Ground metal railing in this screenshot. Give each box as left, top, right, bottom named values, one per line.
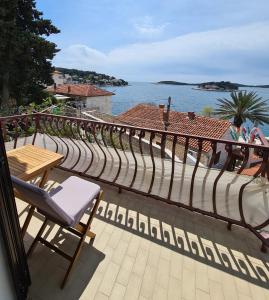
left=1, top=113, right=269, bottom=251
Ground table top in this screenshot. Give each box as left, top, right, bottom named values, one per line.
left=7, top=145, right=63, bottom=181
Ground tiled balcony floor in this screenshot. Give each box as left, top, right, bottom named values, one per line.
left=16, top=168, right=269, bottom=300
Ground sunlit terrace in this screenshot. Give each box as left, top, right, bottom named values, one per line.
left=2, top=113, right=269, bottom=299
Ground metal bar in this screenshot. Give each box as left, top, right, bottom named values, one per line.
left=238, top=150, right=269, bottom=225
left=148, top=132, right=156, bottom=194
left=167, top=135, right=177, bottom=201
left=54, top=117, right=70, bottom=165
left=129, top=129, right=138, bottom=188
left=183, top=137, right=189, bottom=164
left=66, top=120, right=82, bottom=170
left=92, top=124, right=107, bottom=178
left=77, top=122, right=95, bottom=174
left=110, top=126, right=122, bottom=183
left=189, top=139, right=203, bottom=207
left=237, top=146, right=250, bottom=174
left=208, top=142, right=217, bottom=168
left=13, top=119, right=18, bottom=149
left=212, top=144, right=233, bottom=214
left=39, top=115, right=59, bottom=153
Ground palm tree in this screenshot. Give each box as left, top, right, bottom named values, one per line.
left=214, top=91, right=269, bottom=128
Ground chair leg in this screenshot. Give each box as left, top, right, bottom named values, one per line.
left=27, top=218, right=48, bottom=257
left=61, top=191, right=103, bottom=288
left=86, top=191, right=103, bottom=234
left=61, top=235, right=86, bottom=289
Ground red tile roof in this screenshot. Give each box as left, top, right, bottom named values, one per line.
left=117, top=104, right=231, bottom=153
left=240, top=163, right=261, bottom=176
left=47, top=84, right=114, bottom=97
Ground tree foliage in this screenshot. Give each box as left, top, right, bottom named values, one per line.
left=214, top=91, right=269, bottom=128
left=0, top=0, right=60, bottom=107
left=201, top=106, right=213, bottom=117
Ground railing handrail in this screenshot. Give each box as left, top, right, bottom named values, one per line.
left=1, top=112, right=269, bottom=151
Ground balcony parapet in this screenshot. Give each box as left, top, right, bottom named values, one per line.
left=1, top=113, right=269, bottom=251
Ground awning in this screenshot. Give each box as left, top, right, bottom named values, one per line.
left=54, top=94, right=70, bottom=100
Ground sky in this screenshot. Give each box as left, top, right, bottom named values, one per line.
left=37, top=0, right=269, bottom=84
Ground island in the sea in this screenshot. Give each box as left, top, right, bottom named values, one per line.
left=157, top=80, right=269, bottom=90
left=194, top=81, right=238, bottom=91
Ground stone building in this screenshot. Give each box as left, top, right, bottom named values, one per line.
left=47, top=84, right=114, bottom=114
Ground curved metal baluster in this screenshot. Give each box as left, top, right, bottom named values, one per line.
left=183, top=137, right=189, bottom=164
left=129, top=128, right=138, bottom=188
left=77, top=122, right=95, bottom=174
left=116, top=127, right=127, bottom=184
left=189, top=139, right=203, bottom=207
left=102, top=124, right=115, bottom=177
left=139, top=130, right=145, bottom=155
left=39, top=116, right=59, bottom=153
left=237, top=146, right=250, bottom=174
left=137, top=130, right=147, bottom=189
left=92, top=124, right=107, bottom=178
left=109, top=126, right=122, bottom=183
left=239, top=150, right=269, bottom=226
left=168, top=135, right=177, bottom=201
left=201, top=141, right=217, bottom=204
left=31, top=115, right=39, bottom=145
left=1, top=120, right=7, bottom=142
left=100, top=124, right=108, bottom=147
left=119, top=127, right=126, bottom=152
left=212, top=144, right=233, bottom=214
left=208, top=142, right=217, bottom=168
left=53, top=117, right=70, bottom=164
left=13, top=119, right=19, bottom=149
left=148, top=132, right=156, bottom=194
left=67, top=120, right=82, bottom=170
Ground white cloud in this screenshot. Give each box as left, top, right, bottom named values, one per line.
left=133, top=16, right=169, bottom=38
left=54, top=22, right=269, bottom=84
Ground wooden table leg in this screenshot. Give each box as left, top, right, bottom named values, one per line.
left=39, top=169, right=50, bottom=188
left=21, top=169, right=50, bottom=237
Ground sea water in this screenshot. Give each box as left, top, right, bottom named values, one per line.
left=106, top=82, right=269, bottom=136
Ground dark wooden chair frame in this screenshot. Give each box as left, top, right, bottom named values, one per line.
left=27, top=190, right=103, bottom=288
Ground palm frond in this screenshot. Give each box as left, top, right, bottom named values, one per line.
left=214, top=90, right=269, bottom=127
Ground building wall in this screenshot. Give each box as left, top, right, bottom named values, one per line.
left=214, top=128, right=233, bottom=167
left=52, top=73, right=65, bottom=85
left=85, top=96, right=112, bottom=114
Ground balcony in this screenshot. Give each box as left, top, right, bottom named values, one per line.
left=1, top=113, right=269, bottom=299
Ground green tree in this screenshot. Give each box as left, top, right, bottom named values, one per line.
left=201, top=106, right=213, bottom=117
left=214, top=91, right=269, bottom=128
left=0, top=0, right=60, bottom=108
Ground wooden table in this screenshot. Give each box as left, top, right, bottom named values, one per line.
left=7, top=144, right=63, bottom=236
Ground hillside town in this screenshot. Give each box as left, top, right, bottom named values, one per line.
left=54, top=68, right=128, bottom=86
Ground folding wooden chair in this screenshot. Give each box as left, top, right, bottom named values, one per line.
left=12, top=175, right=103, bottom=288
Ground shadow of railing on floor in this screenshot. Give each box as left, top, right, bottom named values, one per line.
left=93, top=183, right=269, bottom=289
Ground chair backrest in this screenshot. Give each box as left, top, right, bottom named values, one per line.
left=11, top=176, right=72, bottom=226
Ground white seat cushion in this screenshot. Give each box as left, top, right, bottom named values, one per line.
left=49, top=176, right=100, bottom=227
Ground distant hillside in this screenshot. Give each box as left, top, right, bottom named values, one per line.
left=56, top=67, right=128, bottom=86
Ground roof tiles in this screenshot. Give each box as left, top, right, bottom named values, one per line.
left=48, top=84, right=114, bottom=97
left=117, top=104, right=231, bottom=153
